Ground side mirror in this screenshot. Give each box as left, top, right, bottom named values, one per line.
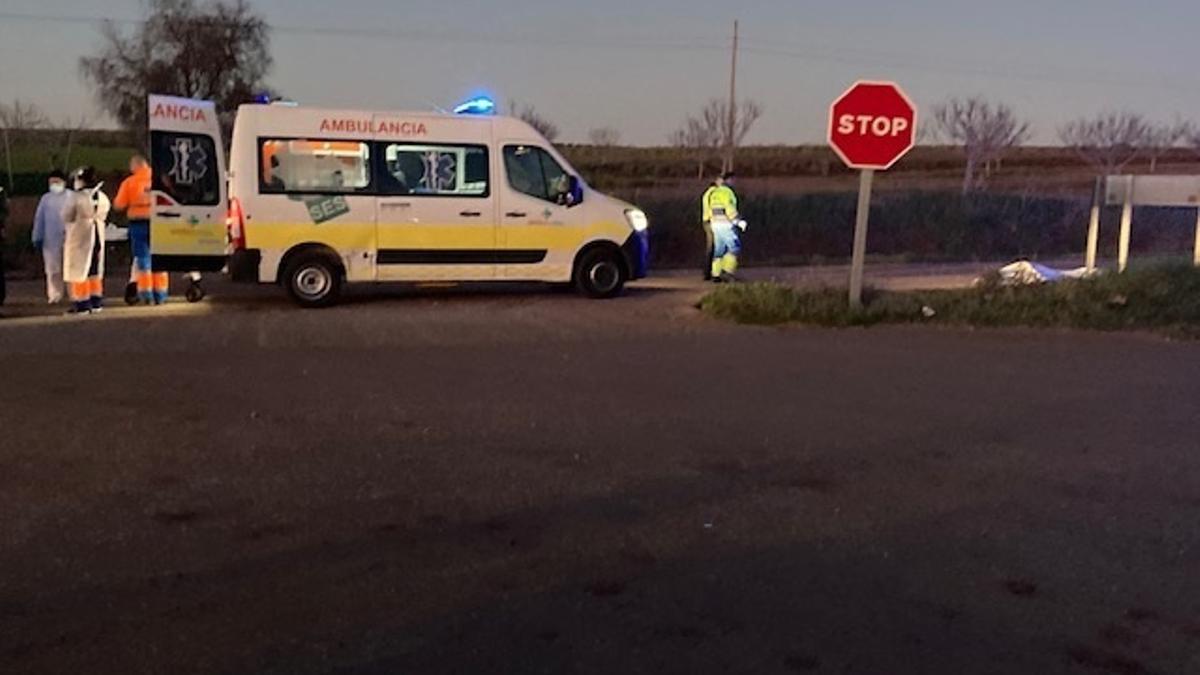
left=557, top=175, right=584, bottom=207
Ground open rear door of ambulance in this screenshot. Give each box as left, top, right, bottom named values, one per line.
left=147, top=95, right=227, bottom=272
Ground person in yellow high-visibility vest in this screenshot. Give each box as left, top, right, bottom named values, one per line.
left=702, top=173, right=741, bottom=282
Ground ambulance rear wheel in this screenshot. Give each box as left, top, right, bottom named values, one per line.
left=185, top=282, right=205, bottom=303
left=574, top=248, right=626, bottom=299
left=284, top=254, right=342, bottom=308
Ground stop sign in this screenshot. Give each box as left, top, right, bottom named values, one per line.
left=828, top=81, right=917, bottom=170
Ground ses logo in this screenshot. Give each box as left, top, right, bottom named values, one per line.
left=303, top=195, right=351, bottom=225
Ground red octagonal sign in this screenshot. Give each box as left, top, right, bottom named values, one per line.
left=828, top=81, right=917, bottom=171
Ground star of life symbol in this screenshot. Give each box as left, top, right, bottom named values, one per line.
left=421, top=151, right=456, bottom=192
left=168, top=137, right=209, bottom=186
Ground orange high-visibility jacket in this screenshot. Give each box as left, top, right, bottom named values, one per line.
left=114, top=165, right=153, bottom=220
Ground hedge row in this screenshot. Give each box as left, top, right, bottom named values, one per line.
left=633, top=190, right=1197, bottom=267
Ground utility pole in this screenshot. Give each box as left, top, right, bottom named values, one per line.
left=724, top=19, right=739, bottom=174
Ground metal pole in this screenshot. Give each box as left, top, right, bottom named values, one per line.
left=724, top=19, right=739, bottom=174
left=1194, top=207, right=1200, bottom=268
left=848, top=169, right=874, bottom=309
left=2, top=127, right=12, bottom=192
left=1085, top=176, right=1102, bottom=272
left=1118, top=175, right=1134, bottom=273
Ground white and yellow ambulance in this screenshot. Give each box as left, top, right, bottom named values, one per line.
left=145, top=95, right=230, bottom=280
left=186, top=99, right=647, bottom=307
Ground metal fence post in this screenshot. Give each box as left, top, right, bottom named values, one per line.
left=1118, top=175, right=1134, bottom=273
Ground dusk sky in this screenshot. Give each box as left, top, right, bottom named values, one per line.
left=2, top=0, right=1198, bottom=145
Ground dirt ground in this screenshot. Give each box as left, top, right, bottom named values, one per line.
left=1, top=275, right=1198, bottom=675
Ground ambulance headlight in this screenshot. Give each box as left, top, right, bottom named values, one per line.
left=625, top=209, right=649, bottom=232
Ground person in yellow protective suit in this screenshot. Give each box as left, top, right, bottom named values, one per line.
left=61, top=166, right=110, bottom=314
left=702, top=173, right=741, bottom=282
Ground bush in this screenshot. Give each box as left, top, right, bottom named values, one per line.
left=630, top=189, right=1200, bottom=269
left=701, top=265, right=1200, bottom=338
left=633, top=190, right=1095, bottom=268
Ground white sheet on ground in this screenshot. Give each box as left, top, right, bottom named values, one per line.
left=996, top=261, right=1096, bottom=286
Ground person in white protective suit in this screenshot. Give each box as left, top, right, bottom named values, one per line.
left=61, top=166, right=110, bottom=315
left=31, top=170, right=72, bottom=304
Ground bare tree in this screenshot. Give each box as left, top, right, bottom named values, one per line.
left=80, top=0, right=274, bottom=146
left=669, top=98, right=763, bottom=178
left=1140, top=119, right=1187, bottom=173
left=509, top=101, right=559, bottom=142
left=931, top=97, right=1031, bottom=194
left=1058, top=112, right=1150, bottom=176
left=669, top=115, right=721, bottom=179
left=587, top=127, right=621, bottom=146
left=0, top=100, right=49, bottom=190
left=1183, top=121, right=1200, bottom=162
left=50, top=115, right=92, bottom=173
left=915, top=120, right=936, bottom=145
left=703, top=98, right=763, bottom=172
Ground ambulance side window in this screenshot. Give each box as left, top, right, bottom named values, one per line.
left=376, top=143, right=489, bottom=197
left=503, top=145, right=567, bottom=203
left=150, top=131, right=220, bottom=206
left=259, top=139, right=372, bottom=194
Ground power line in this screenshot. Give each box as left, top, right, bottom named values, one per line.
left=0, top=9, right=1192, bottom=93
left=0, top=11, right=724, bottom=53
left=738, top=44, right=1190, bottom=94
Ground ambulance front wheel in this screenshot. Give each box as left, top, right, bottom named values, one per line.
left=283, top=253, right=342, bottom=308
left=574, top=247, right=627, bottom=299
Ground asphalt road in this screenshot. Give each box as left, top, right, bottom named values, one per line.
left=1, top=273, right=1198, bottom=675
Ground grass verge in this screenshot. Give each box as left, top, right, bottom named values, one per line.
left=699, top=265, right=1200, bottom=338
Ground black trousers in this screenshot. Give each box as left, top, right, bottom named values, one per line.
left=702, top=221, right=714, bottom=280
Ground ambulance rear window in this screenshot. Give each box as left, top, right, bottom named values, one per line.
left=150, top=131, right=220, bottom=206
left=259, top=139, right=372, bottom=194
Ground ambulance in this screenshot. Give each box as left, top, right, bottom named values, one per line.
left=145, top=95, right=230, bottom=284
left=146, top=95, right=650, bottom=308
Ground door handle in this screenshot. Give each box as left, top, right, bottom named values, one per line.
left=157, top=212, right=182, bottom=218
left=381, top=202, right=412, bottom=209
left=459, top=211, right=482, bottom=217
left=505, top=211, right=527, bottom=218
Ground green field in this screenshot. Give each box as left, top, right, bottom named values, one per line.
left=5, top=134, right=1198, bottom=194
left=4, top=144, right=132, bottom=175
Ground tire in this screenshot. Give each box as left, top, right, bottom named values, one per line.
left=574, top=247, right=626, bottom=299
left=283, top=253, right=342, bottom=308
left=185, top=282, right=205, bottom=303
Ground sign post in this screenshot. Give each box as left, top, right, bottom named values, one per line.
left=1086, top=177, right=1102, bottom=273
left=827, top=81, right=917, bottom=309
left=1104, top=174, right=1200, bottom=271
left=1195, top=209, right=1200, bottom=267
left=848, top=170, right=874, bottom=309
left=1118, top=175, right=1134, bottom=273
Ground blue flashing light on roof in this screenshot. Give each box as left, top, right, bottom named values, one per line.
left=453, top=97, right=496, bottom=116
left=253, top=93, right=273, bottom=105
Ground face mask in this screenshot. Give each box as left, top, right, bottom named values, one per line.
left=49, top=183, right=65, bottom=194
